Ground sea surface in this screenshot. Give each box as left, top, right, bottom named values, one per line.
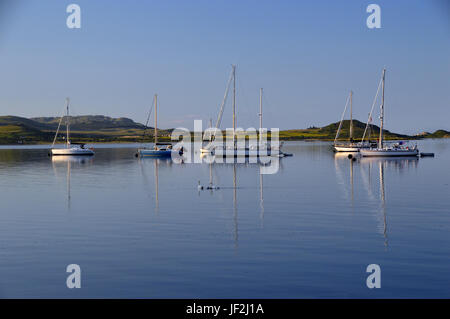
left=0, top=140, right=449, bottom=298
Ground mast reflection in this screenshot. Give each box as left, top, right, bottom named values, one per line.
left=139, top=157, right=172, bottom=215
left=335, top=154, right=419, bottom=247
left=51, top=155, right=93, bottom=211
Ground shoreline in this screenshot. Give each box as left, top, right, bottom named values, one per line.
left=0, top=136, right=447, bottom=147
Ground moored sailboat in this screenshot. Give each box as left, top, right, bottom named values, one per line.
left=203, top=65, right=285, bottom=158
left=138, top=94, right=174, bottom=157
left=50, top=98, right=94, bottom=156
left=334, top=91, right=368, bottom=152
left=360, top=69, right=419, bottom=157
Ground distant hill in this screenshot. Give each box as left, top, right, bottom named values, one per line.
left=0, top=116, right=53, bottom=131
left=0, top=115, right=167, bottom=144
left=318, top=119, right=410, bottom=139
left=31, top=115, right=147, bottom=131
left=280, top=119, right=410, bottom=140
left=0, top=115, right=447, bottom=144
left=0, top=116, right=54, bottom=144
left=424, top=129, right=450, bottom=138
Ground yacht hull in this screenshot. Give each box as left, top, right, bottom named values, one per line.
left=334, top=143, right=372, bottom=152
left=138, top=149, right=172, bottom=157
left=334, top=146, right=361, bottom=152
left=213, top=148, right=281, bottom=157
left=360, top=149, right=419, bottom=157
left=51, top=148, right=94, bottom=156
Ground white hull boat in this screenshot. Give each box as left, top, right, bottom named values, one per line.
left=360, top=148, right=419, bottom=157
left=51, top=146, right=94, bottom=156
left=358, top=68, right=419, bottom=158
left=334, top=143, right=374, bottom=152
left=50, top=98, right=95, bottom=157
left=212, top=146, right=282, bottom=157
left=202, top=67, right=288, bottom=159
left=334, top=91, right=359, bottom=152
left=334, top=144, right=363, bottom=152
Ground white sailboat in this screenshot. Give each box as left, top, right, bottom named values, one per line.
left=138, top=94, right=174, bottom=157
left=254, top=88, right=287, bottom=156
left=203, top=65, right=284, bottom=157
left=200, top=65, right=236, bottom=155
left=335, top=91, right=363, bottom=152
left=50, top=98, right=94, bottom=156
left=360, top=69, right=419, bottom=157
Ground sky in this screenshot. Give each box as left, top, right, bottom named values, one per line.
left=0, top=0, right=448, bottom=133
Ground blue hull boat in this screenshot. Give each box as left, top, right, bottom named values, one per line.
left=137, top=94, right=176, bottom=159
left=138, top=148, right=172, bottom=157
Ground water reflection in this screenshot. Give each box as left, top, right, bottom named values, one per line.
left=233, top=164, right=238, bottom=248
left=362, top=157, right=418, bottom=247
left=51, top=156, right=94, bottom=210
left=379, top=160, right=387, bottom=247
left=197, top=152, right=274, bottom=245
left=138, top=154, right=271, bottom=248
left=359, top=156, right=419, bottom=171
left=0, top=141, right=448, bottom=298
left=259, top=167, right=264, bottom=228
left=138, top=157, right=173, bottom=215
left=334, top=152, right=354, bottom=203
left=335, top=154, right=420, bottom=247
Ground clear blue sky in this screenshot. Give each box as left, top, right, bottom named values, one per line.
left=0, top=0, right=448, bottom=133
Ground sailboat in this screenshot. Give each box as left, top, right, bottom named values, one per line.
left=253, top=88, right=288, bottom=157
left=334, top=91, right=367, bottom=152
left=138, top=94, right=173, bottom=157
left=50, top=98, right=94, bottom=156
left=200, top=65, right=238, bottom=155
left=360, top=69, right=419, bottom=157
left=211, top=70, right=251, bottom=156
left=202, top=65, right=284, bottom=157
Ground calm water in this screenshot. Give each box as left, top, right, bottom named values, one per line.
left=0, top=140, right=449, bottom=298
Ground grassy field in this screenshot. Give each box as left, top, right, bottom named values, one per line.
left=0, top=124, right=54, bottom=144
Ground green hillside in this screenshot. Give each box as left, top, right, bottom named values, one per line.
left=424, top=130, right=450, bottom=138
left=0, top=123, right=53, bottom=144
left=31, top=115, right=147, bottom=131
left=280, top=120, right=410, bottom=141
left=0, top=116, right=52, bottom=131
left=0, top=115, right=169, bottom=144
left=0, top=115, right=446, bottom=144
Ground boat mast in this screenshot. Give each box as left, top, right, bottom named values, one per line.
left=259, top=88, right=263, bottom=143
left=154, top=94, right=158, bottom=147
left=208, top=118, right=213, bottom=142
left=349, top=91, right=353, bottom=141
left=334, top=93, right=351, bottom=145
left=378, top=69, right=386, bottom=149
left=232, top=64, right=236, bottom=148
left=66, top=97, right=70, bottom=148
